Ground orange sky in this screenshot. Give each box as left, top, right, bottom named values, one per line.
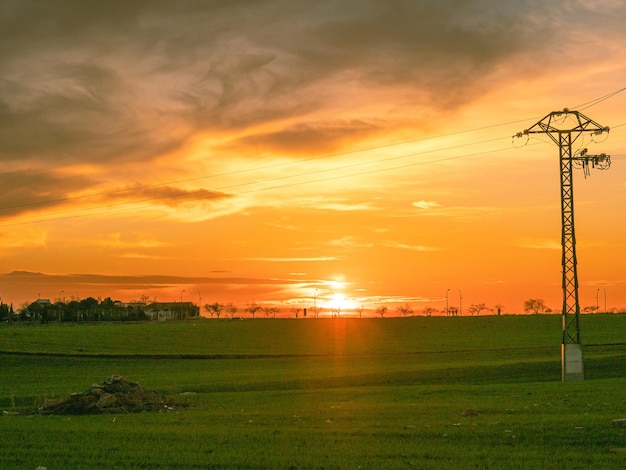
left=1, top=1, right=625, bottom=315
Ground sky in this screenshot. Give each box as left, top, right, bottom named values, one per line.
left=1, top=0, right=625, bottom=315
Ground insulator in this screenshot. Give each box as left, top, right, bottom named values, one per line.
left=583, top=162, right=590, bottom=178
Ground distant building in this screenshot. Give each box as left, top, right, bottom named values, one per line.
left=144, top=302, right=199, bottom=321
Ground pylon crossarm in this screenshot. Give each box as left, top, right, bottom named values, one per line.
left=521, top=109, right=609, bottom=137
left=571, top=150, right=611, bottom=177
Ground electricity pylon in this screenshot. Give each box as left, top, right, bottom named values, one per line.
left=515, top=109, right=611, bottom=382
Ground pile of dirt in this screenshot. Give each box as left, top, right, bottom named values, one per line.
left=39, top=375, right=175, bottom=415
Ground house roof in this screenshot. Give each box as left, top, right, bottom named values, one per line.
left=146, top=302, right=196, bottom=309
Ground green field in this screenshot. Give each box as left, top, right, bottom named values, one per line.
left=2, top=315, right=626, bottom=469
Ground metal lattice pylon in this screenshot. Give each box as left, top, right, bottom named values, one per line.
left=515, top=109, right=610, bottom=381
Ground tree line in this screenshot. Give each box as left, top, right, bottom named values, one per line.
left=204, top=301, right=511, bottom=319
left=4, top=297, right=620, bottom=324
left=2, top=296, right=207, bottom=324
left=7, top=298, right=149, bottom=323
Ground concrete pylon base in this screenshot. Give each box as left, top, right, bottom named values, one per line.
left=562, top=343, right=584, bottom=382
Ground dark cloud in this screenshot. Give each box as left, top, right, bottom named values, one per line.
left=97, top=184, right=233, bottom=208
left=230, top=120, right=381, bottom=156
left=0, top=60, right=184, bottom=164
left=0, top=270, right=299, bottom=304
left=155, top=0, right=553, bottom=130
left=0, top=170, right=96, bottom=218
left=1, top=270, right=297, bottom=287
left=0, top=168, right=230, bottom=220
left=2, top=0, right=620, bottom=170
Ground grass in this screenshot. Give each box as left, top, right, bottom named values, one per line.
left=1, top=315, right=626, bottom=468
left=0, top=315, right=571, bottom=355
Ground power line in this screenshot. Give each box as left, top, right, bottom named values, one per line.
left=0, top=140, right=546, bottom=228
left=573, top=87, right=626, bottom=111
left=2, top=87, right=624, bottom=226
left=2, top=118, right=621, bottom=226
left=1, top=117, right=539, bottom=214
left=8, top=91, right=626, bottom=216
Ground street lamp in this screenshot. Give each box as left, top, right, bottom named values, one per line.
left=445, top=288, right=450, bottom=316
left=596, top=289, right=599, bottom=314
left=180, top=289, right=186, bottom=303
left=458, top=290, right=462, bottom=316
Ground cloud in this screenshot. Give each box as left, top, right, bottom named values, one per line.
left=0, top=170, right=97, bottom=219
left=0, top=270, right=302, bottom=300
left=315, top=201, right=375, bottom=212
left=301, top=232, right=439, bottom=255
left=0, top=271, right=302, bottom=302
left=329, top=236, right=373, bottom=249
left=240, top=257, right=337, bottom=262
left=412, top=200, right=440, bottom=210
left=412, top=204, right=503, bottom=219
left=228, top=120, right=382, bottom=156
left=96, top=184, right=232, bottom=208
left=2, top=0, right=624, bottom=225
left=92, top=232, right=170, bottom=250
left=118, top=252, right=172, bottom=260
left=0, top=0, right=563, bottom=170
left=0, top=60, right=182, bottom=165
left=0, top=172, right=233, bottom=223
left=382, top=241, right=438, bottom=252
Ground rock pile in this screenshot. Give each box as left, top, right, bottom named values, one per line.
left=39, top=375, right=174, bottom=415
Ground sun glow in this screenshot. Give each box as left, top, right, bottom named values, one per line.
left=327, top=293, right=357, bottom=313
left=327, top=279, right=346, bottom=291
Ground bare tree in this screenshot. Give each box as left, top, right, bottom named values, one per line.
left=331, top=304, right=341, bottom=318
left=376, top=306, right=388, bottom=318
left=225, top=302, right=238, bottom=319
left=263, top=306, right=279, bottom=318
left=357, top=305, right=364, bottom=318
left=468, top=303, right=488, bottom=316
left=523, top=298, right=547, bottom=315
left=246, top=302, right=261, bottom=319
left=290, top=307, right=302, bottom=318
left=139, top=294, right=150, bottom=307
left=397, top=303, right=413, bottom=317
left=494, top=303, right=504, bottom=316
left=207, top=302, right=223, bottom=319
left=423, top=306, right=436, bottom=317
